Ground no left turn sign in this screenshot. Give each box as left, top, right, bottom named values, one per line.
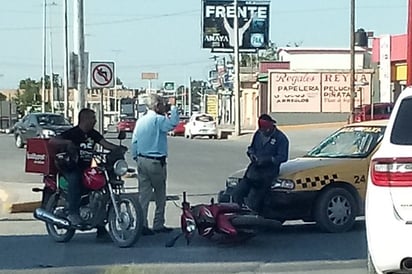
left=90, top=61, right=115, bottom=88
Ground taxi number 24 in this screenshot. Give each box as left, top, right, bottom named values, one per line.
left=354, top=175, right=366, bottom=184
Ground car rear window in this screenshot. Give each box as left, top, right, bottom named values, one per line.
left=391, top=97, right=412, bottom=145
left=195, top=115, right=214, bottom=122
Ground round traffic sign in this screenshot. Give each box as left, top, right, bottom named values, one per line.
left=92, top=64, right=113, bottom=87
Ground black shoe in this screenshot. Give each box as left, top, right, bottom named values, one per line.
left=67, top=214, right=83, bottom=227
left=96, top=226, right=110, bottom=240
left=142, top=227, right=155, bottom=236
left=154, top=226, right=173, bottom=233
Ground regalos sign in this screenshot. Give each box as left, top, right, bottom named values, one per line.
left=202, top=0, right=270, bottom=50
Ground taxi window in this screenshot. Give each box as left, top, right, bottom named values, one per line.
left=306, top=126, right=385, bottom=158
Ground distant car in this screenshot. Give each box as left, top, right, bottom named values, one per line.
left=116, top=117, right=136, bottom=132
left=219, top=119, right=388, bottom=233
left=366, top=88, right=412, bottom=273
left=13, top=113, right=72, bottom=148
left=352, top=103, right=394, bottom=123
left=169, top=116, right=189, bottom=136
left=184, top=113, right=217, bottom=139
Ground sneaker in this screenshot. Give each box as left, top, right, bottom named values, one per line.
left=67, top=214, right=83, bottom=227
left=153, top=226, right=173, bottom=233
left=142, top=227, right=155, bottom=236
left=96, top=226, right=110, bottom=240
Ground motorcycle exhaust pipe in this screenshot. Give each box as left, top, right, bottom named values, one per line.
left=33, top=208, right=70, bottom=229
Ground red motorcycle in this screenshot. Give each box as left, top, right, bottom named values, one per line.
left=27, top=131, right=143, bottom=248
left=166, top=191, right=282, bottom=247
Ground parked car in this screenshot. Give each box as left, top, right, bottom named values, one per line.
left=219, top=119, right=388, bottom=233
left=352, top=103, right=394, bottom=123
left=14, top=113, right=72, bottom=148
left=184, top=113, right=217, bottom=139
left=365, top=88, right=412, bottom=273
left=169, top=116, right=189, bottom=136
left=116, top=117, right=136, bottom=132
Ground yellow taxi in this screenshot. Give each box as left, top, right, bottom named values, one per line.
left=218, top=120, right=388, bottom=233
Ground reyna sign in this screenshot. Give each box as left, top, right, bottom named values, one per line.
left=202, top=0, right=270, bottom=50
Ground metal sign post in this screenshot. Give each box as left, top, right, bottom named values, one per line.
left=90, top=61, right=115, bottom=133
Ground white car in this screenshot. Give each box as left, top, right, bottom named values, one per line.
left=366, top=87, right=412, bottom=273
left=184, top=113, right=217, bottom=139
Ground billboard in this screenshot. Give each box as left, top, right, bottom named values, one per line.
left=202, top=0, right=270, bottom=50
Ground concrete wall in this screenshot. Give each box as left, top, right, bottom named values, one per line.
left=270, top=112, right=349, bottom=126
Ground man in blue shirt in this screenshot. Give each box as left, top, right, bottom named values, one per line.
left=131, top=94, right=179, bottom=235
left=233, top=114, right=289, bottom=213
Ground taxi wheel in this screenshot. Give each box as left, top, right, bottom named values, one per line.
left=314, top=187, right=357, bottom=233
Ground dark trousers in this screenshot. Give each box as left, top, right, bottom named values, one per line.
left=233, top=163, right=277, bottom=212
left=62, top=166, right=83, bottom=215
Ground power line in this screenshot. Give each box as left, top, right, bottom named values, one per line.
left=0, top=10, right=198, bottom=32
left=0, top=5, right=405, bottom=32
left=0, top=59, right=211, bottom=70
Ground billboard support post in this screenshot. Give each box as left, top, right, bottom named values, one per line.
left=233, top=0, right=241, bottom=136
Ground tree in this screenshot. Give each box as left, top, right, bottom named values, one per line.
left=14, top=77, right=51, bottom=112
left=0, top=92, right=6, bottom=101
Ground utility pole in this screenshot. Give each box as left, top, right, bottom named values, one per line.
left=407, top=0, right=412, bottom=86
left=188, top=77, right=192, bottom=116
left=73, top=0, right=86, bottom=124
left=233, top=0, right=241, bottom=136
left=41, top=0, right=47, bottom=113
left=349, top=0, right=356, bottom=123
left=63, top=0, right=69, bottom=119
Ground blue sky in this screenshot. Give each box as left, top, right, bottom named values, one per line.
left=0, top=0, right=407, bottom=89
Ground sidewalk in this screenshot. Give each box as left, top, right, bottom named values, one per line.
left=0, top=176, right=141, bottom=220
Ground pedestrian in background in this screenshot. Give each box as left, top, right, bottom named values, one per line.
left=131, top=94, right=179, bottom=235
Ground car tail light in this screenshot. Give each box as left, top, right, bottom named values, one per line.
left=371, top=157, right=412, bottom=187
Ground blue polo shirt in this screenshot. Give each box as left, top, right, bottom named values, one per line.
left=131, top=106, right=179, bottom=159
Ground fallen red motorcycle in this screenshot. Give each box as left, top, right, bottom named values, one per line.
left=166, top=191, right=282, bottom=247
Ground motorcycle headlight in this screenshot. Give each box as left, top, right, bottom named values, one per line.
left=113, top=159, right=128, bottom=176
left=41, top=129, right=56, bottom=138
left=226, top=177, right=240, bottom=188
left=271, top=178, right=295, bottom=190
left=185, top=218, right=196, bottom=233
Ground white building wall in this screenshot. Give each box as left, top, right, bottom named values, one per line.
left=278, top=49, right=369, bottom=70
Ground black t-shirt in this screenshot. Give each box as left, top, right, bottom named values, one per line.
left=59, top=126, right=103, bottom=170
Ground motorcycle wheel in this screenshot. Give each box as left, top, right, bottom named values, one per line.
left=45, top=193, right=75, bottom=242
left=108, top=194, right=143, bottom=248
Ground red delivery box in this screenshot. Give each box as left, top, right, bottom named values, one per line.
left=25, top=138, right=57, bottom=175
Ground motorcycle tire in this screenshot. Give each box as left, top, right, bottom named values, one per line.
left=45, top=193, right=75, bottom=242
left=231, top=214, right=282, bottom=229
left=108, top=194, right=144, bottom=248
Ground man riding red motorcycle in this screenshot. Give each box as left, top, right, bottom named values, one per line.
left=233, top=114, right=289, bottom=213
left=49, top=109, right=126, bottom=231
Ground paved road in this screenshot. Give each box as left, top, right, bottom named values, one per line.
left=0, top=124, right=369, bottom=273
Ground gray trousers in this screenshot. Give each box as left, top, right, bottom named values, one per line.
left=136, top=157, right=167, bottom=230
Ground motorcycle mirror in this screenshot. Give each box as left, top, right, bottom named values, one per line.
left=117, top=131, right=126, bottom=140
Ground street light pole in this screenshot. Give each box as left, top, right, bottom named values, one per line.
left=233, top=0, right=241, bottom=136
left=73, top=0, right=86, bottom=125
left=63, top=0, right=69, bottom=119
left=349, top=0, right=356, bottom=123
left=41, top=0, right=47, bottom=112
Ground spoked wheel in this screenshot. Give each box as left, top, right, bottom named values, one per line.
left=45, top=193, right=75, bottom=242
left=108, top=195, right=143, bottom=248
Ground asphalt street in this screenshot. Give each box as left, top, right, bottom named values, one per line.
left=0, top=124, right=370, bottom=274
